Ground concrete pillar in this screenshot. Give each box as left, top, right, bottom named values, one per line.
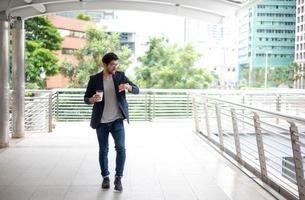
left=12, top=17, right=25, bottom=138
left=0, top=14, right=10, bottom=148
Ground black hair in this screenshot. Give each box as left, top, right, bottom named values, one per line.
left=102, top=52, right=119, bottom=65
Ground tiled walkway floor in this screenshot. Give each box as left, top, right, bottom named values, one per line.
left=0, top=120, right=277, bottom=200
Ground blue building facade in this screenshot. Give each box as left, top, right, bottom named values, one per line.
left=238, top=0, right=296, bottom=75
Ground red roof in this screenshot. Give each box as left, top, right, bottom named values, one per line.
left=48, top=15, right=94, bottom=32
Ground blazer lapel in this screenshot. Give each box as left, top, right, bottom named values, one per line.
left=97, top=71, right=104, bottom=91
left=112, top=73, right=119, bottom=93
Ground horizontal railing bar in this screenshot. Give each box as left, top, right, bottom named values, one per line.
left=202, top=96, right=305, bottom=125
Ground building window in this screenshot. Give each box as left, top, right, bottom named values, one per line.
left=59, top=29, right=85, bottom=39
left=62, top=48, right=75, bottom=55
left=69, top=31, right=85, bottom=39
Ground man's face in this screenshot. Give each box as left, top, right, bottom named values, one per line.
left=104, top=60, right=119, bottom=75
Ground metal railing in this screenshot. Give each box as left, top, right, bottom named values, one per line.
left=9, top=90, right=53, bottom=134
left=52, top=89, right=193, bottom=122
left=194, top=89, right=305, bottom=117
left=192, top=93, right=305, bottom=200
left=8, top=88, right=305, bottom=137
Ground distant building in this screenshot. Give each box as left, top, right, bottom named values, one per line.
left=190, top=19, right=238, bottom=89
left=57, top=10, right=116, bottom=23
left=46, top=15, right=91, bottom=88
left=238, top=0, right=296, bottom=77
left=295, top=0, right=305, bottom=88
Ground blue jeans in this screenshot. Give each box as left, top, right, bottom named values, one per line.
left=96, top=119, right=126, bottom=177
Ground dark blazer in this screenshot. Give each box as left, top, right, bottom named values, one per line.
left=84, top=71, right=139, bottom=129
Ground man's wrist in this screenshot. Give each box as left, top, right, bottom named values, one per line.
left=128, top=85, right=132, bottom=92
left=89, top=97, right=95, bottom=104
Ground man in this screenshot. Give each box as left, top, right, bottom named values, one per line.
left=84, top=52, right=139, bottom=191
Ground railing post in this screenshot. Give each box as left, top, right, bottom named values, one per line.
left=152, top=92, right=155, bottom=121
left=276, top=95, right=281, bottom=124
left=48, top=92, right=53, bottom=132
left=231, top=108, right=241, bottom=162
left=187, top=93, right=191, bottom=118
left=56, top=92, right=59, bottom=121
left=192, top=97, right=199, bottom=132
left=215, top=104, right=224, bottom=150
left=241, top=94, right=246, bottom=134
left=204, top=100, right=211, bottom=139
left=146, top=91, right=153, bottom=122
left=242, top=94, right=245, bottom=104
left=253, top=112, right=268, bottom=181
left=144, top=93, right=148, bottom=121
left=289, top=122, right=305, bottom=200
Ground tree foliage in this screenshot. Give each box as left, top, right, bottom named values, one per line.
left=25, top=16, right=62, bottom=50
left=76, top=13, right=91, bottom=21
left=135, top=37, right=213, bottom=89
left=61, top=26, right=132, bottom=87
left=240, top=63, right=295, bottom=88
left=25, top=16, right=63, bottom=88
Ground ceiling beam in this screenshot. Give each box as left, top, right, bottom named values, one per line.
left=8, top=0, right=228, bottom=23
left=32, top=4, right=46, bottom=13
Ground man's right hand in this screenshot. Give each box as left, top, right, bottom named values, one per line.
left=89, top=94, right=102, bottom=104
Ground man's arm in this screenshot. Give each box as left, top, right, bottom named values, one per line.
left=123, top=75, right=139, bottom=94
left=84, top=76, right=96, bottom=104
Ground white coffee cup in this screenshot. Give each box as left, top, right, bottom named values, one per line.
left=96, top=90, right=103, bottom=102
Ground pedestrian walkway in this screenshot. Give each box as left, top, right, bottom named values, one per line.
left=0, top=120, right=277, bottom=200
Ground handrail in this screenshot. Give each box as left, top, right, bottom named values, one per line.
left=50, top=88, right=305, bottom=94
left=192, top=93, right=305, bottom=200
left=202, top=95, right=305, bottom=125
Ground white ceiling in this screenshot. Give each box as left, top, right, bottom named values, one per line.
left=0, top=0, right=259, bottom=23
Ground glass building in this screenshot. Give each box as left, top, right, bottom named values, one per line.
left=295, top=0, right=305, bottom=88
left=238, top=0, right=296, bottom=75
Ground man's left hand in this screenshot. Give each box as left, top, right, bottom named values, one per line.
left=119, top=83, right=132, bottom=92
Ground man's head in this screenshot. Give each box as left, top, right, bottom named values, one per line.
left=102, top=52, right=119, bottom=75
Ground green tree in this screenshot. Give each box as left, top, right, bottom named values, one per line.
left=135, top=37, right=213, bottom=89
left=240, top=64, right=296, bottom=88
left=76, top=13, right=91, bottom=21
left=268, top=64, right=295, bottom=87
left=25, top=16, right=63, bottom=88
left=288, top=62, right=301, bottom=86
left=61, top=26, right=132, bottom=87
